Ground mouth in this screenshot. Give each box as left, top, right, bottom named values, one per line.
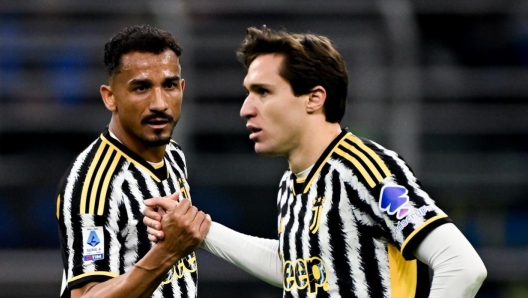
left=247, top=124, right=262, bottom=140
left=142, top=113, right=174, bottom=130
left=145, top=118, right=171, bottom=130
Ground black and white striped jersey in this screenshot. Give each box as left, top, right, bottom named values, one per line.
left=56, top=128, right=197, bottom=298
left=277, top=129, right=452, bottom=298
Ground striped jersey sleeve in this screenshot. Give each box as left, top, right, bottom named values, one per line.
left=355, top=136, right=452, bottom=259
left=56, top=137, right=122, bottom=289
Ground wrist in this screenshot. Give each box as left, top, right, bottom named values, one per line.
left=135, top=242, right=182, bottom=273
left=154, top=241, right=184, bottom=264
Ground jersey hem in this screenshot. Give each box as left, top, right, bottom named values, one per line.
left=68, top=271, right=117, bottom=290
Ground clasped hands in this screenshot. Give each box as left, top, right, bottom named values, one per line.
left=143, top=192, right=211, bottom=254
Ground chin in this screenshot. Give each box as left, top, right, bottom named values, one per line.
left=254, top=144, right=279, bottom=157
left=140, top=135, right=171, bottom=147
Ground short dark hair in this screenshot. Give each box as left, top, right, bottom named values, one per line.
left=237, top=26, right=348, bottom=123
left=103, top=24, right=183, bottom=77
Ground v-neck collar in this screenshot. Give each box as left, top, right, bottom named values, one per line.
left=101, top=128, right=169, bottom=182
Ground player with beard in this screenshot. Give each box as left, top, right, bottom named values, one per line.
left=55, top=24, right=210, bottom=298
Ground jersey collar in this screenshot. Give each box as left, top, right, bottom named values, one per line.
left=101, top=128, right=169, bottom=182
left=293, top=128, right=349, bottom=195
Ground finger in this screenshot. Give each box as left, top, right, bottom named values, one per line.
left=144, top=196, right=163, bottom=207
left=191, top=212, right=205, bottom=230
left=184, top=205, right=199, bottom=220
left=145, top=197, right=178, bottom=212
left=166, top=192, right=180, bottom=202
left=157, top=208, right=167, bottom=217
left=144, top=206, right=162, bottom=221
left=199, top=213, right=212, bottom=234
left=191, top=211, right=210, bottom=232
left=147, top=234, right=158, bottom=242
left=144, top=216, right=161, bottom=230
left=172, top=197, right=192, bottom=216
left=147, top=227, right=165, bottom=240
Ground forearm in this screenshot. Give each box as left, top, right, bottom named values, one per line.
left=201, top=222, right=283, bottom=287
left=413, top=223, right=487, bottom=298
left=73, top=243, right=182, bottom=298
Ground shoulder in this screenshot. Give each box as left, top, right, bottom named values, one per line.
left=56, top=137, right=110, bottom=218
left=169, top=139, right=183, bottom=150
left=167, top=140, right=186, bottom=156
left=351, top=135, right=413, bottom=175
left=58, top=138, right=102, bottom=185
left=326, top=134, right=394, bottom=186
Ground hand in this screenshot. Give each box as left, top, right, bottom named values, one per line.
left=152, top=197, right=211, bottom=259
left=144, top=192, right=180, bottom=242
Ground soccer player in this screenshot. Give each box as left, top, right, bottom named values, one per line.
left=144, top=26, right=487, bottom=297
left=55, top=24, right=211, bottom=298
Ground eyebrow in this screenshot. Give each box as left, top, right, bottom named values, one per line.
left=245, top=83, right=272, bottom=91
left=164, top=75, right=182, bottom=82
left=129, top=75, right=181, bottom=86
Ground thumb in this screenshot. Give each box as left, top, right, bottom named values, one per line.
left=144, top=197, right=177, bottom=211
left=166, top=192, right=180, bottom=202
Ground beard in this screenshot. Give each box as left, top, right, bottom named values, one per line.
left=138, top=122, right=177, bottom=147
left=138, top=112, right=178, bottom=147
left=139, top=134, right=172, bottom=147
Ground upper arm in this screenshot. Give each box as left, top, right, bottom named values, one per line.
left=59, top=186, right=124, bottom=290
left=413, top=223, right=487, bottom=297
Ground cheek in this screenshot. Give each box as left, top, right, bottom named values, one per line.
left=168, top=94, right=183, bottom=108
left=172, top=98, right=183, bottom=110
left=265, top=102, right=287, bottom=122
left=270, top=103, right=296, bottom=127
left=117, top=101, right=145, bottom=123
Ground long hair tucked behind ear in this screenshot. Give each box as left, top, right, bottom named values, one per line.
left=237, top=25, right=348, bottom=123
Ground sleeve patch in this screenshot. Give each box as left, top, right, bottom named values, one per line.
left=82, top=226, right=105, bottom=261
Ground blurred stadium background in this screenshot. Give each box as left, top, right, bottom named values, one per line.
left=1, top=0, right=528, bottom=297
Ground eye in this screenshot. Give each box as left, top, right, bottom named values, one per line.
left=257, top=87, right=269, bottom=95
left=164, top=82, right=178, bottom=89
left=133, top=85, right=148, bottom=92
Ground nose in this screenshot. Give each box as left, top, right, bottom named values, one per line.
left=240, top=95, right=256, bottom=119
left=150, top=87, right=169, bottom=111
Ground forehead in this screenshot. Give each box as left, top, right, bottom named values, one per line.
left=117, top=50, right=181, bottom=77
left=243, top=54, right=284, bottom=86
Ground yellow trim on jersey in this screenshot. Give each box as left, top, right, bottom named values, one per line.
left=303, top=133, right=349, bottom=193
left=388, top=243, right=417, bottom=298
left=401, top=214, right=448, bottom=253
left=346, top=135, right=391, bottom=177
left=68, top=271, right=118, bottom=283
left=152, top=160, right=165, bottom=169
left=89, top=147, right=114, bottom=214
left=56, top=195, right=61, bottom=219
left=97, top=152, right=122, bottom=216
left=101, top=135, right=161, bottom=183
left=335, top=148, right=376, bottom=188
left=80, top=143, right=107, bottom=214
left=340, top=141, right=385, bottom=182
left=296, top=177, right=306, bottom=184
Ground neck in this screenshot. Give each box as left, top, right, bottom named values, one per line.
left=109, top=121, right=166, bottom=163
left=287, top=121, right=341, bottom=174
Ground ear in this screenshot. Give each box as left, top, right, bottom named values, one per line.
left=306, top=86, right=326, bottom=113
left=100, top=84, right=117, bottom=112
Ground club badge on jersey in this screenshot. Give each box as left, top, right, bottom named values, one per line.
left=82, top=226, right=105, bottom=261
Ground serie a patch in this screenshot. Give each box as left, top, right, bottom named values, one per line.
left=82, top=226, right=105, bottom=261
